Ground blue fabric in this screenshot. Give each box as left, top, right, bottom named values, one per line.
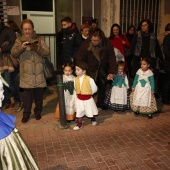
left=0, top=111, right=16, bottom=139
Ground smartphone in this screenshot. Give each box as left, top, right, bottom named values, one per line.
left=26, top=43, right=31, bottom=45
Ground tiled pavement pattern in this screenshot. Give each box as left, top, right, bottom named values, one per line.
left=7, top=86, right=170, bottom=170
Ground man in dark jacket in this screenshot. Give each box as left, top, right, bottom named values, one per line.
left=58, top=17, right=83, bottom=66
left=0, top=17, right=21, bottom=111
left=162, top=33, right=170, bottom=105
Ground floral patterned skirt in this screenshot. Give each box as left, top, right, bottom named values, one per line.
left=130, top=92, right=157, bottom=114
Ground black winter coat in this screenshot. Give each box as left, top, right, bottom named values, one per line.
left=61, top=23, right=83, bottom=64
left=131, top=32, right=163, bottom=77
left=0, top=23, right=16, bottom=54
left=163, top=33, right=170, bottom=72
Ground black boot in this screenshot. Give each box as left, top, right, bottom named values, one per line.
left=134, top=111, right=139, bottom=116
left=148, top=114, right=153, bottom=119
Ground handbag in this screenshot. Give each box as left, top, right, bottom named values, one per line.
left=42, top=57, right=54, bottom=79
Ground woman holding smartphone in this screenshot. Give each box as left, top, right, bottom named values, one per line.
left=11, top=19, right=50, bottom=123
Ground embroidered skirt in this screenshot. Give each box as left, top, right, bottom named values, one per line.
left=0, top=128, right=39, bottom=170
left=104, top=89, right=130, bottom=111
left=130, top=92, right=157, bottom=114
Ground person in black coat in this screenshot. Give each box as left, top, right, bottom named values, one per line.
left=162, top=33, right=170, bottom=104
left=59, top=17, right=83, bottom=66
left=125, top=25, right=136, bottom=78
left=130, top=19, right=163, bottom=98
left=0, top=17, right=21, bottom=111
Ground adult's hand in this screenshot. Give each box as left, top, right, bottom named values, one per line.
left=107, top=74, right=114, bottom=80
left=21, top=41, right=30, bottom=49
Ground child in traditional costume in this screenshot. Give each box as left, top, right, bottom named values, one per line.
left=0, top=73, right=39, bottom=170
left=130, top=58, right=157, bottom=118
left=54, top=63, right=76, bottom=121
left=105, top=61, right=130, bottom=111
left=73, top=62, right=98, bottom=130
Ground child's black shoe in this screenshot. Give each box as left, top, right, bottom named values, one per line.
left=148, top=114, right=153, bottom=119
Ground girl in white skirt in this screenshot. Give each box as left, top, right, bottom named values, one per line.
left=0, top=73, right=39, bottom=170
left=130, top=58, right=157, bottom=118
left=105, top=61, right=130, bottom=111
left=73, top=62, right=98, bottom=130
left=54, top=63, right=76, bottom=121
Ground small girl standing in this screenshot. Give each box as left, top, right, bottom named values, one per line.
left=130, top=58, right=157, bottom=118
left=54, top=63, right=76, bottom=121
left=105, top=61, right=130, bottom=111
left=73, top=62, right=98, bottom=130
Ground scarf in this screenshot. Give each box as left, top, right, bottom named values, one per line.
left=134, top=31, right=156, bottom=58
left=87, top=41, right=103, bottom=62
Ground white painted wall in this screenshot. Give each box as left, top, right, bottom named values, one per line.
left=20, top=0, right=57, bottom=69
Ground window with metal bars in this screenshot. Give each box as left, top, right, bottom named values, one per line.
left=120, top=0, right=160, bottom=35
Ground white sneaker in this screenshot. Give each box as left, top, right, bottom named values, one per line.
left=92, top=121, right=97, bottom=126
left=73, top=125, right=83, bottom=130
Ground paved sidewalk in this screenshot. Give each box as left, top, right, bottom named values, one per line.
left=7, top=86, right=170, bottom=170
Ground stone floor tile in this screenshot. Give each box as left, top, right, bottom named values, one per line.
left=134, top=149, right=149, bottom=160
left=126, top=162, right=140, bottom=170
left=71, top=147, right=82, bottom=156
left=86, top=144, right=98, bottom=153
left=37, top=152, right=47, bottom=161
left=118, top=152, right=132, bottom=164
left=97, top=147, right=109, bottom=156
left=45, top=139, right=53, bottom=148
left=143, top=159, right=159, bottom=169
left=67, top=161, right=78, bottom=170
left=56, top=158, right=68, bottom=169
left=103, top=155, right=115, bottom=167
left=65, top=152, right=75, bottom=162
left=75, top=155, right=87, bottom=167
left=156, top=162, right=170, bottom=170
left=38, top=161, right=48, bottom=170
left=77, top=142, right=87, bottom=150
left=114, top=159, right=129, bottom=170
left=37, top=144, right=45, bottom=153
left=146, top=153, right=162, bottom=163
left=85, top=158, right=98, bottom=169
left=62, top=144, right=72, bottom=153
left=55, top=149, right=65, bottom=159
left=46, top=146, right=55, bottom=156
left=159, top=155, right=170, bottom=167
left=47, top=155, right=58, bottom=165
left=108, top=165, right=119, bottom=170
left=91, top=152, right=104, bottom=163
left=78, top=166, right=90, bottom=170
left=97, top=162, right=109, bottom=170
left=53, top=142, right=62, bottom=150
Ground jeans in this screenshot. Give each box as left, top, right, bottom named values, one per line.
left=2, top=69, right=20, bottom=104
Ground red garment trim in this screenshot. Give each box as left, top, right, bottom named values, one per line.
left=77, top=94, right=91, bottom=100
